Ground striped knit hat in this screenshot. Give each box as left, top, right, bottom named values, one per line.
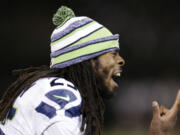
left=50, top=6, right=120, bottom=69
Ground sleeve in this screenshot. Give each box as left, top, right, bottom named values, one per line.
left=33, top=77, right=84, bottom=135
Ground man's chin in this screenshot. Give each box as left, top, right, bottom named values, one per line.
left=101, top=90, right=114, bottom=99
left=95, top=73, right=118, bottom=99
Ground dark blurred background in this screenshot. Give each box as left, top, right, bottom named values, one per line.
left=1, top=0, right=180, bottom=134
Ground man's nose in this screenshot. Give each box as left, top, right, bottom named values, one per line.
left=117, top=56, right=125, bottom=66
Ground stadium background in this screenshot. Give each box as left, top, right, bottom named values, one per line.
left=1, top=0, right=180, bottom=134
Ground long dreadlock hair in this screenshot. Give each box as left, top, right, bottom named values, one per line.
left=0, top=60, right=105, bottom=135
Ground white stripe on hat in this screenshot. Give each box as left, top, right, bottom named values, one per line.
left=51, top=22, right=103, bottom=52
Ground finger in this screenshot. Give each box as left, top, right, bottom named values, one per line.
left=169, top=90, right=180, bottom=120
left=152, top=101, right=160, bottom=119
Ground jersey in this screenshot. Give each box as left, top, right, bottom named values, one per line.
left=0, top=77, right=84, bottom=135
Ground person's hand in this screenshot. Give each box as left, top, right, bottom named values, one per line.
left=150, top=90, right=180, bottom=135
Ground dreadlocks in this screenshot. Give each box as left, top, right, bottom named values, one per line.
left=0, top=60, right=105, bottom=135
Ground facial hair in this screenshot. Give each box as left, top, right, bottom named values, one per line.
left=95, top=72, right=115, bottom=99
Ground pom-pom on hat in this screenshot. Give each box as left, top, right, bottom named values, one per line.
left=50, top=6, right=120, bottom=69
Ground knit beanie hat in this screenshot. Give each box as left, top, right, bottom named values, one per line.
left=50, top=6, right=120, bottom=69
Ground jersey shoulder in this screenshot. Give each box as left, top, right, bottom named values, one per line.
left=34, top=77, right=82, bottom=118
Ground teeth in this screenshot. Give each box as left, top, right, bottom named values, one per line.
left=115, top=73, right=121, bottom=77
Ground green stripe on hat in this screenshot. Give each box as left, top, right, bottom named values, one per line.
left=52, top=39, right=118, bottom=65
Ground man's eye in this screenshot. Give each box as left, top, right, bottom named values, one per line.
left=112, top=53, right=117, bottom=56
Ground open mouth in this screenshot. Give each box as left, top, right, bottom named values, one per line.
left=113, top=69, right=122, bottom=78
left=111, top=71, right=122, bottom=88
